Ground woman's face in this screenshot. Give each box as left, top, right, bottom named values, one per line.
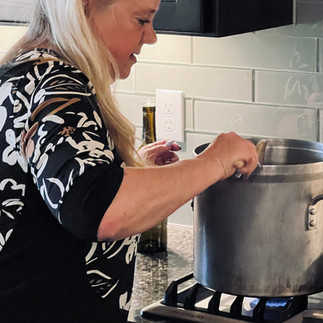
left=85, top=0, right=160, bottom=79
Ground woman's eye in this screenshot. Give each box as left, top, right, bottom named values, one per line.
left=137, top=18, right=150, bottom=26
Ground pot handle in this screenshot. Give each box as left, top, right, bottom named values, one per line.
left=307, top=194, right=323, bottom=230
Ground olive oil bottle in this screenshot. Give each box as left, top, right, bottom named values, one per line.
left=137, top=99, right=167, bottom=253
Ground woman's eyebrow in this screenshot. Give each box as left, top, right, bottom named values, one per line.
left=135, top=8, right=157, bottom=15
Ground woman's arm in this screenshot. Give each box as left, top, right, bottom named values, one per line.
left=97, top=132, right=258, bottom=241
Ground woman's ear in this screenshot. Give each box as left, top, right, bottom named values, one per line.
left=83, top=0, right=91, bottom=17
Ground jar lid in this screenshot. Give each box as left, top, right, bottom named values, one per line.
left=142, top=98, right=156, bottom=108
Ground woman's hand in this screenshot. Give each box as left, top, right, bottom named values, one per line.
left=138, top=140, right=181, bottom=166
left=198, top=132, right=258, bottom=180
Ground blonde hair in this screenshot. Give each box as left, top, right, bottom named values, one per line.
left=1, top=0, right=141, bottom=166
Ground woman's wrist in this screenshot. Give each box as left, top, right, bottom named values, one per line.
left=195, top=155, right=226, bottom=185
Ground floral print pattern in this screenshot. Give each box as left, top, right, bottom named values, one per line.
left=0, top=179, right=25, bottom=252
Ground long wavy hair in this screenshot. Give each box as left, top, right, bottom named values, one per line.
left=0, top=0, right=141, bottom=166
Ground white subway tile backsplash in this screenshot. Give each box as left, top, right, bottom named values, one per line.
left=193, top=32, right=316, bottom=72
left=319, top=109, right=323, bottom=142
left=138, top=34, right=192, bottom=64
left=280, top=22, right=323, bottom=38
left=194, top=101, right=317, bottom=141
left=0, top=25, right=27, bottom=51
left=172, top=132, right=218, bottom=168
left=319, top=38, right=323, bottom=73
left=135, top=63, right=252, bottom=101
left=276, top=1, right=323, bottom=38
left=296, top=0, right=323, bottom=27
left=168, top=203, right=193, bottom=226
left=184, top=132, right=217, bottom=158
left=255, top=70, right=323, bottom=107
left=113, top=67, right=135, bottom=92
left=185, top=98, right=193, bottom=130
left=115, top=93, right=153, bottom=126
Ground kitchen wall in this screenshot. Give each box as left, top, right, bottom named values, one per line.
left=1, top=0, right=323, bottom=226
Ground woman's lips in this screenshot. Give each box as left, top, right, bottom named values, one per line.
left=130, top=54, right=137, bottom=63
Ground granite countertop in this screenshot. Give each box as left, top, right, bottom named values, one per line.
left=128, top=223, right=194, bottom=323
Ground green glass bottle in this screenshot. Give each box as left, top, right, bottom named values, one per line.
left=137, top=99, right=167, bottom=253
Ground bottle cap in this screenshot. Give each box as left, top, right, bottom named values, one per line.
left=142, top=98, right=156, bottom=108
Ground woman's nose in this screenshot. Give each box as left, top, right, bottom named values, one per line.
left=143, top=25, right=157, bottom=45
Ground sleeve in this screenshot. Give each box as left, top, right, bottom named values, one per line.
left=59, top=164, right=124, bottom=241
left=23, top=63, right=124, bottom=241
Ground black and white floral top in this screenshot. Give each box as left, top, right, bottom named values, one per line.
left=0, top=49, right=138, bottom=322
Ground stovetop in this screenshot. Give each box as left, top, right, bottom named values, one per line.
left=141, top=274, right=323, bottom=323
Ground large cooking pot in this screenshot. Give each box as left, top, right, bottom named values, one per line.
left=193, top=138, right=323, bottom=297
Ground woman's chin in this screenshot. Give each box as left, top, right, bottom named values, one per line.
left=118, top=66, right=133, bottom=79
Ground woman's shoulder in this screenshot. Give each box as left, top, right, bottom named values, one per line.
left=1, top=48, right=94, bottom=95
left=23, top=48, right=88, bottom=77
left=3, top=48, right=87, bottom=80
left=14, top=48, right=60, bottom=62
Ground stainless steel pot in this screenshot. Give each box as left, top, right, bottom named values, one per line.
left=193, top=138, right=323, bottom=297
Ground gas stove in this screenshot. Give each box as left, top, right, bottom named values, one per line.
left=141, top=274, right=323, bottom=322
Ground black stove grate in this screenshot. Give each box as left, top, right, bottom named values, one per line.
left=162, top=273, right=308, bottom=322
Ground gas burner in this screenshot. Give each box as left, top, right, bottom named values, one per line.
left=141, top=274, right=308, bottom=323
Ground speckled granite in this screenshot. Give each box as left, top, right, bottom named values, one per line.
left=128, top=223, right=194, bottom=323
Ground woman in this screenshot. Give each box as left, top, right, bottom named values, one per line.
left=0, top=0, right=258, bottom=322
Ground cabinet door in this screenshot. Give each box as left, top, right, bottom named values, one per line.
left=153, top=0, right=206, bottom=33
left=154, top=0, right=294, bottom=37
left=215, top=0, right=294, bottom=37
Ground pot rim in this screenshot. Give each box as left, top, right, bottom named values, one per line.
left=194, top=137, right=323, bottom=177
